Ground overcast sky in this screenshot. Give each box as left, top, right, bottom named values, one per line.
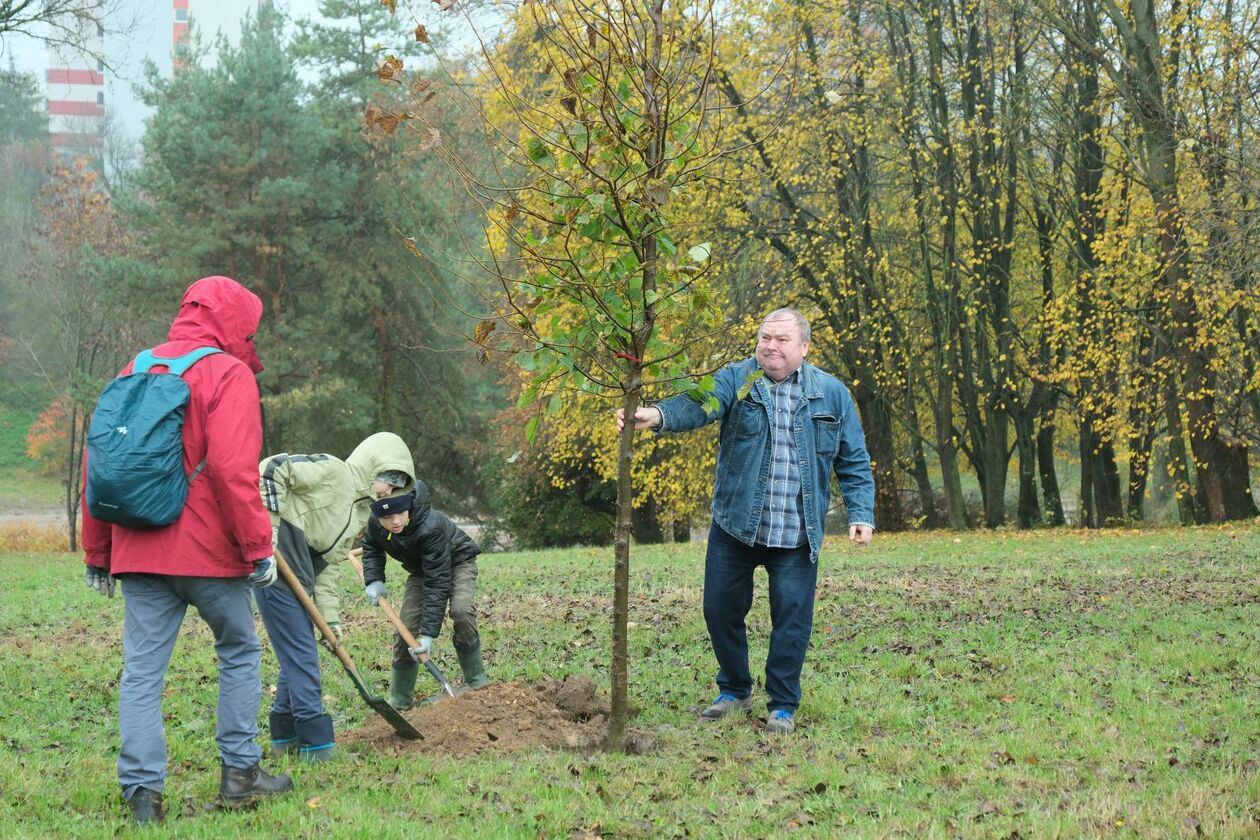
left=0, top=0, right=331, bottom=75
left=0, top=0, right=476, bottom=161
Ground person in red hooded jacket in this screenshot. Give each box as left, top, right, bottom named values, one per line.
left=81, top=276, right=294, bottom=825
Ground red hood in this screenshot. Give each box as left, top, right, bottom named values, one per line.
left=167, top=276, right=264, bottom=373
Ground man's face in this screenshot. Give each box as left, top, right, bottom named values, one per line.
left=756, top=316, right=809, bottom=381
left=373, top=480, right=396, bottom=499
left=379, top=511, right=410, bottom=534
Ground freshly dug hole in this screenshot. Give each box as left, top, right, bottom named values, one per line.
left=344, top=674, right=628, bottom=758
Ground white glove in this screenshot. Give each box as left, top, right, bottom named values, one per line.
left=364, top=581, right=386, bottom=604
left=249, top=556, right=277, bottom=588
left=407, top=635, right=434, bottom=661
left=86, top=566, right=115, bottom=598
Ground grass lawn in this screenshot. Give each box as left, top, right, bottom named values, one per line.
left=0, top=464, right=62, bottom=506
left=0, top=526, right=1256, bottom=838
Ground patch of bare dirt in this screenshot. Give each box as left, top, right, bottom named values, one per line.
left=343, top=674, right=615, bottom=758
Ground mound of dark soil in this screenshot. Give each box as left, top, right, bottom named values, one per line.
left=344, top=674, right=610, bottom=758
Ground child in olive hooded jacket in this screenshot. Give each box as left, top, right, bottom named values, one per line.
left=256, top=432, right=416, bottom=759
left=360, top=479, right=487, bottom=709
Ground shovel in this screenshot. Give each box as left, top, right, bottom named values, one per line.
left=271, top=548, right=422, bottom=740
left=347, top=549, right=458, bottom=700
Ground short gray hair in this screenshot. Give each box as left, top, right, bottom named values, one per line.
left=762, top=308, right=811, bottom=343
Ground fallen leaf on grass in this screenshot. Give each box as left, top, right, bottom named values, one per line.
left=1000, top=694, right=1016, bottom=703
left=975, top=801, right=1001, bottom=819
left=785, top=813, right=814, bottom=829
left=306, top=796, right=322, bottom=809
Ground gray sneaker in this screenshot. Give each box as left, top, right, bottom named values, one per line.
left=765, top=709, right=795, bottom=734
left=700, top=692, right=753, bottom=719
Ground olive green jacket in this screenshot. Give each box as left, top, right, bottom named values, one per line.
left=259, top=432, right=415, bottom=621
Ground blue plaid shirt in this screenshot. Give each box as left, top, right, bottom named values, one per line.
left=756, top=368, right=806, bottom=548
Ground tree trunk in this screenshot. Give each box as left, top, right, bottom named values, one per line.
left=855, top=387, right=906, bottom=532
left=934, top=375, right=968, bottom=530
left=1026, top=95, right=1065, bottom=530
left=1036, top=414, right=1066, bottom=526
left=1162, top=373, right=1199, bottom=525
left=1126, top=425, right=1156, bottom=520
left=1080, top=420, right=1124, bottom=526
left=1069, top=0, right=1124, bottom=528
left=65, top=399, right=83, bottom=552
left=981, top=418, right=1008, bottom=528
left=673, top=519, right=690, bottom=543
left=923, top=0, right=969, bottom=531
left=885, top=3, right=966, bottom=530
left=1157, top=194, right=1246, bottom=522
left=1013, top=411, right=1040, bottom=528
left=631, top=496, right=664, bottom=545
left=1094, top=439, right=1124, bottom=524
left=801, top=12, right=907, bottom=532
left=1078, top=429, right=1095, bottom=528
left=905, top=395, right=943, bottom=529
left=1220, top=440, right=1258, bottom=519
left=604, top=0, right=664, bottom=751
left=607, top=385, right=638, bottom=750
left=1113, top=0, right=1254, bottom=522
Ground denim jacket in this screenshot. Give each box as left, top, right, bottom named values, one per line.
left=655, top=357, right=875, bottom=562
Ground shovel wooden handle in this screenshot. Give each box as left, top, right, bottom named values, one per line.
left=271, top=549, right=357, bottom=673
left=347, top=549, right=456, bottom=697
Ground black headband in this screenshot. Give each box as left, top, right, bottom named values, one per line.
left=371, top=492, right=414, bottom=518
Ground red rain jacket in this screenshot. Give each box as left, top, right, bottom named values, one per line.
left=82, top=276, right=273, bottom=576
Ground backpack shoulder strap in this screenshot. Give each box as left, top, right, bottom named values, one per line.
left=132, top=346, right=223, bottom=376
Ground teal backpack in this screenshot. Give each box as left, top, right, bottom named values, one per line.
left=85, top=347, right=222, bottom=528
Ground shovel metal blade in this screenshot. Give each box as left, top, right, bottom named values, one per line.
left=273, top=548, right=422, bottom=740
left=341, top=659, right=423, bottom=740
left=367, top=696, right=424, bottom=740
left=422, top=659, right=457, bottom=699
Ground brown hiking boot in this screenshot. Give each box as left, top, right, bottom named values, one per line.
left=126, top=788, right=164, bottom=825
left=218, top=762, right=293, bottom=808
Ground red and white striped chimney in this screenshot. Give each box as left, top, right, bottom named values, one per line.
left=173, top=0, right=191, bottom=70
left=45, top=4, right=105, bottom=154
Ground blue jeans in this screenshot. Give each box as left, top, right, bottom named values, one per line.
left=118, top=574, right=262, bottom=799
left=703, top=523, right=818, bottom=713
left=255, top=582, right=332, bottom=752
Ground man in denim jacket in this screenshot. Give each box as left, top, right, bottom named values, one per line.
left=618, top=309, right=875, bottom=734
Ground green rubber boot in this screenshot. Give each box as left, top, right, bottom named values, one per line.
left=388, top=664, right=419, bottom=710
left=456, top=643, right=490, bottom=689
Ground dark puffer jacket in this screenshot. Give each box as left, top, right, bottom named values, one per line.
left=360, top=480, right=480, bottom=638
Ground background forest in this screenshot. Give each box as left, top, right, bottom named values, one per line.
left=2, top=0, right=1258, bottom=548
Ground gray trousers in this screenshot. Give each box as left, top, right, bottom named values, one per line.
left=392, top=559, right=480, bottom=667
left=118, top=574, right=263, bottom=798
